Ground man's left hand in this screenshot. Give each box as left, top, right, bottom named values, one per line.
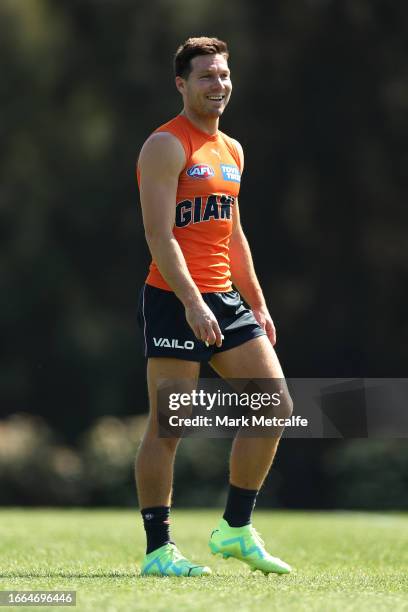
left=252, top=306, right=276, bottom=346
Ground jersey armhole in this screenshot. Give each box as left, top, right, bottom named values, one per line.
left=220, top=133, right=243, bottom=173
left=153, top=127, right=191, bottom=171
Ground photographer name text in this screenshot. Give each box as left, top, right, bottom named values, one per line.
left=167, top=415, right=308, bottom=428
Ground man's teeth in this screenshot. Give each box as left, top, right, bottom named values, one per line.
left=208, top=96, right=224, bottom=101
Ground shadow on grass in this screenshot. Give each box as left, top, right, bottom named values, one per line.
left=0, top=572, right=138, bottom=578
left=0, top=571, right=286, bottom=582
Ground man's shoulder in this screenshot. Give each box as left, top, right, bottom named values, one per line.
left=143, top=130, right=181, bottom=149
left=218, top=130, right=242, bottom=150
left=139, top=132, right=185, bottom=168
left=218, top=131, right=244, bottom=170
left=142, top=115, right=190, bottom=163
left=152, top=114, right=193, bottom=142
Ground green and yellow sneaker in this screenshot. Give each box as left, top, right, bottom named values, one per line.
left=141, top=543, right=212, bottom=577
left=209, top=518, right=292, bottom=575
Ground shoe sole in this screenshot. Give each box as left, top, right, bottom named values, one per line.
left=209, top=541, right=290, bottom=576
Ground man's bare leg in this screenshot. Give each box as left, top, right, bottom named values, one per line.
left=210, top=335, right=292, bottom=490
left=135, top=357, right=200, bottom=508
left=208, top=335, right=292, bottom=574
left=136, top=357, right=212, bottom=575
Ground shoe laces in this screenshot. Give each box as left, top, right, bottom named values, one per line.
left=249, top=526, right=265, bottom=548
left=168, top=545, right=189, bottom=565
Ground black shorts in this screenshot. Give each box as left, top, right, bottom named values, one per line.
left=137, top=284, right=266, bottom=362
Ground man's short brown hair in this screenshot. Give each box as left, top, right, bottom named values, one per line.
left=174, top=36, right=229, bottom=79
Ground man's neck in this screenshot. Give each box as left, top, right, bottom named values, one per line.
left=181, top=109, right=219, bottom=136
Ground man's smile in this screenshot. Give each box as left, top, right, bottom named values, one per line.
left=207, top=94, right=225, bottom=102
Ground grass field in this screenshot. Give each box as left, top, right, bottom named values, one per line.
left=0, top=509, right=407, bottom=611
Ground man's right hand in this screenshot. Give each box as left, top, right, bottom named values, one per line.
left=185, top=302, right=223, bottom=347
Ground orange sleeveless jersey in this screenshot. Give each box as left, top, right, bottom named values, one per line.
left=137, top=114, right=242, bottom=293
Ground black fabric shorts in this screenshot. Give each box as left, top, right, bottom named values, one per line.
left=137, top=284, right=266, bottom=362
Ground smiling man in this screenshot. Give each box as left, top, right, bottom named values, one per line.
left=136, top=37, right=293, bottom=577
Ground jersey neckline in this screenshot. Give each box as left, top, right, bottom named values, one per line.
left=178, top=113, right=220, bottom=142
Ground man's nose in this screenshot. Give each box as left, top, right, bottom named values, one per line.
left=210, top=76, right=224, bottom=89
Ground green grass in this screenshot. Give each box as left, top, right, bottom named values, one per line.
left=0, top=510, right=407, bottom=611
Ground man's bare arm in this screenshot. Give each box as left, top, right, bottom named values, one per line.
left=229, top=201, right=276, bottom=345
left=229, top=139, right=277, bottom=344
left=229, top=202, right=266, bottom=307
left=139, top=132, right=222, bottom=346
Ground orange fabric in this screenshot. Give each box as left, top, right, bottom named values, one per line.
left=137, top=114, right=242, bottom=293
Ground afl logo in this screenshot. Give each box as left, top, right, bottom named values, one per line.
left=186, top=164, right=215, bottom=179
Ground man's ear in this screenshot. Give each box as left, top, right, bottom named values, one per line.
left=175, top=76, right=185, bottom=95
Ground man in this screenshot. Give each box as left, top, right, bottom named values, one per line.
left=136, top=36, right=292, bottom=577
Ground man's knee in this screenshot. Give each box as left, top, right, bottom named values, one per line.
left=254, top=389, right=293, bottom=430
left=257, top=383, right=293, bottom=420
left=138, top=425, right=181, bottom=454
left=279, top=392, right=293, bottom=419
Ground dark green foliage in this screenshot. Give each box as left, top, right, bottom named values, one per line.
left=326, top=440, right=408, bottom=510
left=1, top=414, right=407, bottom=509
left=1, top=1, right=407, bottom=507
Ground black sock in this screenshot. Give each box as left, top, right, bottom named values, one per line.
left=223, top=484, right=258, bottom=527
left=141, top=506, right=172, bottom=554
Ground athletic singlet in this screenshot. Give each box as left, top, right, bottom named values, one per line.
left=137, top=114, right=242, bottom=293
